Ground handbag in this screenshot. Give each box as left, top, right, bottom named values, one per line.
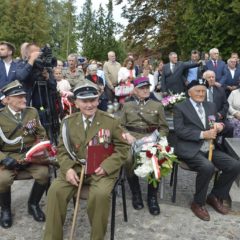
left=114, top=81, right=134, bottom=96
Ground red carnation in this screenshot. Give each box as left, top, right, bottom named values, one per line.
left=146, top=150, right=153, bottom=158
left=158, top=158, right=167, bottom=165
left=165, top=146, right=171, bottom=152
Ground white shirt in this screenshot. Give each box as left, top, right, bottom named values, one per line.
left=4, top=60, right=12, bottom=76
left=82, top=115, right=95, bottom=130
left=189, top=98, right=206, bottom=128
left=8, top=105, right=21, bottom=119
left=228, top=68, right=235, bottom=79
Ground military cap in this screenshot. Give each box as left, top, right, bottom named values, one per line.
left=1, top=80, right=26, bottom=97
left=187, top=78, right=208, bottom=90
left=0, top=41, right=16, bottom=54
left=73, top=82, right=99, bottom=99
left=133, top=76, right=151, bottom=88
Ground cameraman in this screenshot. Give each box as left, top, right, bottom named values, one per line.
left=17, top=43, right=58, bottom=143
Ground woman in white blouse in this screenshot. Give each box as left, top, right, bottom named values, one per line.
left=227, top=88, right=240, bottom=137
left=117, top=58, right=136, bottom=103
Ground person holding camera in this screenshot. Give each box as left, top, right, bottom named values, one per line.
left=0, top=80, right=49, bottom=228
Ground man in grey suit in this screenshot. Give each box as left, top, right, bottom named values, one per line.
left=161, top=52, right=201, bottom=95
left=173, top=79, right=240, bottom=221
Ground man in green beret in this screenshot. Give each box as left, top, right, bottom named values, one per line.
left=43, top=82, right=129, bottom=240
left=0, top=80, right=49, bottom=228
left=121, top=76, right=169, bottom=215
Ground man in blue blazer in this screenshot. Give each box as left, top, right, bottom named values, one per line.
left=0, top=41, right=38, bottom=90
left=224, top=58, right=240, bottom=97
left=205, top=48, right=227, bottom=86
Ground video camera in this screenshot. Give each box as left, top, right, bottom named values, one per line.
left=34, top=44, right=57, bottom=71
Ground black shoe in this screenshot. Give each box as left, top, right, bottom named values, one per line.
left=28, top=204, right=45, bottom=222
left=147, top=196, right=160, bottom=215
left=1, top=208, right=12, bottom=228
left=28, top=181, right=47, bottom=222
left=132, top=193, right=144, bottom=210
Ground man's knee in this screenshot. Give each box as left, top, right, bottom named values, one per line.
left=199, top=162, right=215, bottom=176
left=90, top=185, right=112, bottom=203
left=0, top=170, right=14, bottom=192
left=34, top=166, right=49, bottom=184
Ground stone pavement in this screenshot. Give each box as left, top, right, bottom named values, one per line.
left=1, top=168, right=240, bottom=240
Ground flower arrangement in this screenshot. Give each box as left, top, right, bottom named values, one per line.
left=133, top=136, right=179, bottom=187
left=161, top=92, right=186, bottom=110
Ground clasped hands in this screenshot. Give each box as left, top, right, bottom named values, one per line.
left=66, top=167, right=107, bottom=187
left=202, top=123, right=224, bottom=140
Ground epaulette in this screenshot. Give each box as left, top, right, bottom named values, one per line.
left=26, top=106, right=36, bottom=110
left=102, top=111, right=115, bottom=119
left=62, top=112, right=80, bottom=121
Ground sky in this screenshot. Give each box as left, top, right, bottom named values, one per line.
left=74, top=0, right=128, bottom=26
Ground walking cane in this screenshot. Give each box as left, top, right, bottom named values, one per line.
left=208, top=115, right=216, bottom=161
left=69, top=165, right=85, bottom=240
left=208, top=139, right=214, bottom=161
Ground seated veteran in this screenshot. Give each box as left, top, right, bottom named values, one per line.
left=120, top=77, right=169, bottom=215
left=0, top=80, right=49, bottom=228
left=173, top=79, right=240, bottom=221
left=203, top=70, right=233, bottom=149
left=43, top=82, right=129, bottom=240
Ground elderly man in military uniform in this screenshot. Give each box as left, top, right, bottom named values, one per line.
left=0, top=80, right=49, bottom=228
left=43, top=82, right=129, bottom=240
left=121, top=77, right=169, bottom=215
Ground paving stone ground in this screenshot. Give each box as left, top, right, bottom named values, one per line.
left=1, top=168, right=240, bottom=240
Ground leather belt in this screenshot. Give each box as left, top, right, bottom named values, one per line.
left=126, top=126, right=157, bottom=134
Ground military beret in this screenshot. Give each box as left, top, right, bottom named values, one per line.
left=187, top=79, right=208, bottom=90
left=73, top=82, right=99, bottom=99
left=1, top=80, right=26, bottom=97
left=133, top=76, right=151, bottom=88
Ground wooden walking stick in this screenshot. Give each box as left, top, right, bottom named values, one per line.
left=208, top=115, right=216, bottom=161
left=69, top=165, right=85, bottom=240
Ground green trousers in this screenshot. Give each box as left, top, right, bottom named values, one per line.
left=43, top=173, right=116, bottom=240
left=0, top=164, right=49, bottom=193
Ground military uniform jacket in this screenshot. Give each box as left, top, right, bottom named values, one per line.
left=0, top=107, right=46, bottom=161
left=120, top=98, right=169, bottom=139
left=62, top=67, right=85, bottom=89
left=58, top=110, right=130, bottom=178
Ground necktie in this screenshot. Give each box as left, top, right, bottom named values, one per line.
left=213, top=61, right=217, bottom=68
left=196, top=103, right=203, bottom=115
left=15, top=113, right=21, bottom=121
left=85, top=118, right=91, bottom=137
left=208, top=87, right=213, bottom=102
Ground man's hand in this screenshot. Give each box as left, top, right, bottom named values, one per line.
left=234, top=112, right=240, bottom=120
left=42, top=68, right=49, bottom=80
left=95, top=167, right=107, bottom=176
left=214, top=123, right=224, bottom=133
left=1, top=157, right=18, bottom=170
left=28, top=51, right=41, bottom=65
left=66, top=168, right=79, bottom=187
left=203, top=128, right=217, bottom=140
left=124, top=133, right=136, bottom=144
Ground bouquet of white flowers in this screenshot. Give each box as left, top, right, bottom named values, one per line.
left=133, top=136, right=178, bottom=187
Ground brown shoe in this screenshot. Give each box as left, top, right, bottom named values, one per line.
left=191, top=202, right=210, bottom=221
left=206, top=195, right=229, bottom=215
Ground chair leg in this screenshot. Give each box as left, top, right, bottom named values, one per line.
left=159, top=178, right=165, bottom=200
left=110, top=189, right=117, bottom=240
left=170, top=163, right=175, bottom=187
left=213, top=171, right=219, bottom=186
left=121, top=179, right=128, bottom=222
left=172, top=163, right=178, bottom=203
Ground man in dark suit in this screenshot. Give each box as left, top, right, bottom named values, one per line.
left=161, top=52, right=201, bottom=94
left=224, top=58, right=240, bottom=97
left=173, top=79, right=240, bottom=221
left=205, top=48, right=227, bottom=86
left=203, top=70, right=233, bottom=150
left=0, top=41, right=35, bottom=90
